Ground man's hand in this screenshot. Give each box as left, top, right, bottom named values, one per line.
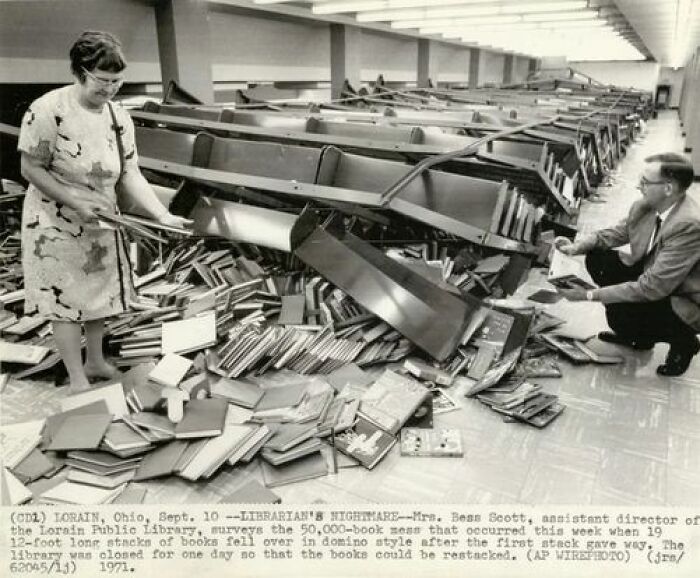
left=558, top=287, right=589, bottom=301
left=554, top=236, right=578, bottom=256
left=157, top=212, right=194, bottom=230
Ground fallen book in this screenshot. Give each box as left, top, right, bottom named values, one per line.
left=492, top=393, right=559, bottom=421
left=333, top=415, right=396, bottom=470
left=261, top=437, right=323, bottom=466
left=261, top=450, right=328, bottom=488
left=358, top=369, right=430, bottom=435
left=264, top=422, right=318, bottom=453
left=0, top=340, right=50, bottom=365
left=547, top=250, right=596, bottom=290
left=524, top=401, right=566, bottom=428
left=132, top=440, right=189, bottom=481
left=400, top=428, right=463, bottom=457
left=219, top=479, right=281, bottom=504
left=209, top=376, right=264, bottom=409
left=174, top=398, right=229, bottom=439
left=161, top=311, right=217, bottom=355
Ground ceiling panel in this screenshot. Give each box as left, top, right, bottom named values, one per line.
left=245, top=0, right=700, bottom=65
left=614, top=0, right=700, bottom=66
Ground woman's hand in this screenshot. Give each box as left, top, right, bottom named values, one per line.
left=157, top=211, right=194, bottom=230
left=70, top=189, right=115, bottom=223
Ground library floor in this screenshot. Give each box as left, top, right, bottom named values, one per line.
left=3, top=110, right=700, bottom=506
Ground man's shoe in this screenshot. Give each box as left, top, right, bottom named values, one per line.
left=597, top=331, right=654, bottom=351
left=657, top=338, right=700, bottom=377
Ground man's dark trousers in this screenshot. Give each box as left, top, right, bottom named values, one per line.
left=584, top=250, right=697, bottom=349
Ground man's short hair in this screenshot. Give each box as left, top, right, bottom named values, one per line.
left=645, top=153, right=694, bottom=192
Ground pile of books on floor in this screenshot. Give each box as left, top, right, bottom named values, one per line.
left=1, top=353, right=469, bottom=505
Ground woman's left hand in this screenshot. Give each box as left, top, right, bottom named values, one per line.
left=157, top=212, right=194, bottom=230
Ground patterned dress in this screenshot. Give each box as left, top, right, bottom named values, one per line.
left=18, top=85, right=136, bottom=322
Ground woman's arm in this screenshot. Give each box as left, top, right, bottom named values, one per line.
left=118, top=168, right=192, bottom=228
left=21, top=153, right=113, bottom=222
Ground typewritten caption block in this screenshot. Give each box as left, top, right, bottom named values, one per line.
left=2, top=506, right=700, bottom=577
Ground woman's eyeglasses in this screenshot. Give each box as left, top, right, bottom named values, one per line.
left=82, top=68, right=124, bottom=88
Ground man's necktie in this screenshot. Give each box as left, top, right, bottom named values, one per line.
left=647, top=215, right=662, bottom=255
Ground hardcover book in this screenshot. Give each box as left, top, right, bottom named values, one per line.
left=333, top=416, right=396, bottom=470
left=400, top=428, right=463, bottom=457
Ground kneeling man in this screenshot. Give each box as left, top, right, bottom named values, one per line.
left=556, top=153, right=700, bottom=376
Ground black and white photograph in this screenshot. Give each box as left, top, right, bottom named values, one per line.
left=1, top=1, right=700, bottom=577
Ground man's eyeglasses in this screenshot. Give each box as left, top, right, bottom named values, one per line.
left=82, top=68, right=124, bottom=88
left=639, top=177, right=668, bottom=188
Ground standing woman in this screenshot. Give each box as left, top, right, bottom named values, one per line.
left=18, top=31, right=190, bottom=393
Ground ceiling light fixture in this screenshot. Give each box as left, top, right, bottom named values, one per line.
left=355, top=0, right=588, bottom=21
left=670, top=0, right=694, bottom=68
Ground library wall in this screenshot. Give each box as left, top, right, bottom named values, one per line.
left=479, top=50, right=506, bottom=86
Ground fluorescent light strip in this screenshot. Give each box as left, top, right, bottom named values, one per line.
left=356, top=1, right=587, bottom=22
left=463, top=30, right=645, bottom=61
left=393, top=8, right=600, bottom=29
left=671, top=0, right=694, bottom=68
left=422, top=19, right=606, bottom=34
left=523, top=9, right=597, bottom=21
left=311, top=0, right=504, bottom=14
left=392, top=14, right=522, bottom=28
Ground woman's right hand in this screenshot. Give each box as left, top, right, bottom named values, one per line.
left=70, top=189, right=114, bottom=223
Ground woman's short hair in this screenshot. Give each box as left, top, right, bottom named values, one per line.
left=69, top=30, right=126, bottom=82
left=645, top=152, right=695, bottom=192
